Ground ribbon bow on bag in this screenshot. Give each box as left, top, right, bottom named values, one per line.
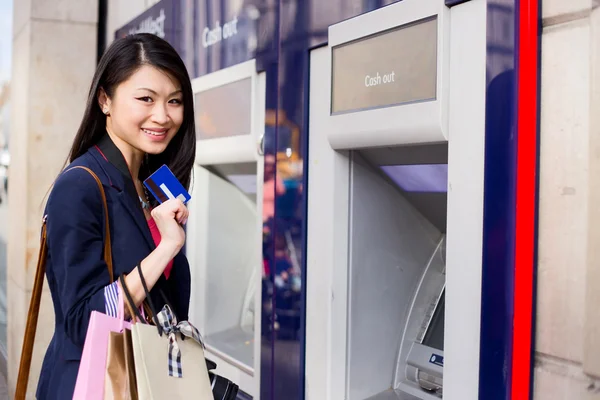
left=156, top=304, right=204, bottom=378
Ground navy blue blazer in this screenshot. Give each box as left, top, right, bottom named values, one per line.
left=36, top=135, right=191, bottom=400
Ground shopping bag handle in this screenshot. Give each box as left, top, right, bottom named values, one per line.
left=119, top=275, right=144, bottom=323
left=119, top=274, right=164, bottom=337
left=135, top=264, right=180, bottom=331
left=135, top=264, right=160, bottom=331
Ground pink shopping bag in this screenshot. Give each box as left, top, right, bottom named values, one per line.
left=72, top=291, right=132, bottom=400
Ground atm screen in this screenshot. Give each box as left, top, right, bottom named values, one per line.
left=422, top=291, right=445, bottom=351
left=195, top=77, right=252, bottom=140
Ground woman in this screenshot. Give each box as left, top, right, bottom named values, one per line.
left=37, top=33, right=196, bottom=399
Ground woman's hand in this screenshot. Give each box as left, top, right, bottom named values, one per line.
left=122, top=199, right=188, bottom=309
left=151, top=199, right=188, bottom=252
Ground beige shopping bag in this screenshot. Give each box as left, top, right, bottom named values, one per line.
left=119, top=275, right=213, bottom=400
left=131, top=322, right=213, bottom=399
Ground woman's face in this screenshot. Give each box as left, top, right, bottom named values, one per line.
left=101, top=65, right=184, bottom=156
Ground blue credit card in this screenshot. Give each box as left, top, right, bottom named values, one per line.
left=143, top=164, right=191, bottom=205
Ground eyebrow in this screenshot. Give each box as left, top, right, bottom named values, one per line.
left=136, top=88, right=183, bottom=96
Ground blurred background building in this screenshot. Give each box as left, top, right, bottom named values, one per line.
left=0, top=0, right=11, bottom=397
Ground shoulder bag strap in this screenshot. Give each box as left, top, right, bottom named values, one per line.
left=15, top=166, right=113, bottom=399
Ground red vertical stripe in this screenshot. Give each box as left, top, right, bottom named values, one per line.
left=512, top=0, right=538, bottom=398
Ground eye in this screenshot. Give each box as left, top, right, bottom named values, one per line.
left=169, top=98, right=183, bottom=105
left=137, top=96, right=153, bottom=103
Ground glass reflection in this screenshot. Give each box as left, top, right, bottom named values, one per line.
left=261, top=107, right=305, bottom=399
left=262, top=152, right=302, bottom=334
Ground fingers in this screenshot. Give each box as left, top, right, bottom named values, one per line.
left=175, top=205, right=189, bottom=224
left=182, top=206, right=189, bottom=225
left=154, top=199, right=189, bottom=224
left=172, top=199, right=188, bottom=224
left=150, top=206, right=159, bottom=220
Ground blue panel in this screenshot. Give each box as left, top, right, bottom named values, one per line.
left=188, top=0, right=265, bottom=74
left=479, top=1, right=517, bottom=399
left=261, top=18, right=281, bottom=400
left=115, top=0, right=183, bottom=51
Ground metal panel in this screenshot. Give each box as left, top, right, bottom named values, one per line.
left=347, top=153, right=441, bottom=399
left=444, top=1, right=488, bottom=398
left=326, top=0, right=450, bottom=149
left=191, top=60, right=263, bottom=165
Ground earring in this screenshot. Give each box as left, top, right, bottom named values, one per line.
left=103, top=108, right=109, bottom=115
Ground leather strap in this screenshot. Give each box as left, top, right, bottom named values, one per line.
left=135, top=264, right=162, bottom=335
left=72, top=166, right=113, bottom=279
left=15, top=166, right=113, bottom=399
left=119, top=275, right=140, bottom=325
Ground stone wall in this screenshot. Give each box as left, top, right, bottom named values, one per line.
left=8, top=1, right=98, bottom=397
left=105, top=0, right=161, bottom=47
left=535, top=0, right=600, bottom=398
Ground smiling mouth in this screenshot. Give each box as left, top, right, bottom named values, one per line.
left=142, top=128, right=168, bottom=136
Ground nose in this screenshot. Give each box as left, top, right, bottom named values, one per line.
left=152, top=103, right=169, bottom=125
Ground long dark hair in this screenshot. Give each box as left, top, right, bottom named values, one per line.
left=68, top=33, right=196, bottom=190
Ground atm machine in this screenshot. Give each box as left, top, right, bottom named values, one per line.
left=186, top=59, right=266, bottom=398
left=305, top=0, right=487, bottom=399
